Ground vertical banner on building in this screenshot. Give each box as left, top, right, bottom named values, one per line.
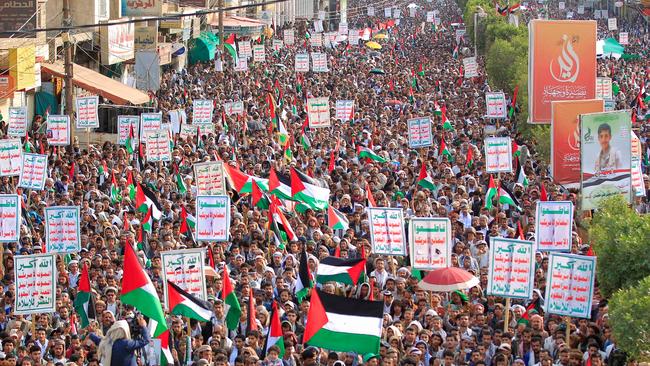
left=284, top=29, right=295, bottom=45
left=595, top=77, right=613, bottom=100
left=485, top=92, right=507, bottom=118
left=145, top=130, right=172, bottom=162
left=580, top=110, right=631, bottom=210
left=0, top=195, right=20, bottom=242
left=117, top=115, right=139, bottom=145
left=100, top=21, right=135, bottom=65
left=192, top=99, right=214, bottom=125
left=407, top=117, right=433, bottom=148
left=47, top=115, right=70, bottom=146
left=535, top=201, right=573, bottom=252
left=368, top=207, right=406, bottom=255
left=295, top=53, right=310, bottom=72
left=19, top=153, right=48, bottom=190
left=0, top=139, right=22, bottom=177
left=463, top=57, right=479, bottom=78
left=545, top=253, right=596, bottom=318
left=307, top=97, right=331, bottom=128
left=335, top=100, right=355, bottom=121
left=8, top=107, right=27, bottom=137
left=528, top=20, right=597, bottom=123
left=44, top=206, right=81, bottom=253
left=551, top=100, right=603, bottom=187
left=487, top=238, right=535, bottom=299
left=14, top=254, right=57, bottom=315
left=484, top=137, right=513, bottom=173
left=194, top=162, right=226, bottom=195
left=409, top=218, right=451, bottom=270
left=196, top=196, right=230, bottom=242
left=140, top=113, right=163, bottom=142
left=160, top=249, right=207, bottom=309
left=75, top=96, right=100, bottom=128
left=135, top=51, right=161, bottom=91
left=253, top=45, right=266, bottom=62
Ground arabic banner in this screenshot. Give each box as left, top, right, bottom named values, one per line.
left=47, top=115, right=70, bottom=146
left=551, top=100, right=604, bottom=187
left=253, top=45, right=265, bottom=62
left=535, top=201, right=573, bottom=252
left=348, top=30, right=360, bottom=45
left=595, top=78, right=613, bottom=100
left=8, top=107, right=27, bottom=137
left=529, top=20, right=597, bottom=123
left=426, top=11, right=434, bottom=22
left=234, top=58, right=248, bottom=72
left=368, top=207, right=406, bottom=256
left=487, top=238, right=535, bottom=299
left=180, top=124, right=197, bottom=139
left=545, top=253, right=596, bottom=318
left=19, top=153, right=48, bottom=190
left=484, top=137, right=513, bottom=173
left=121, top=0, right=163, bottom=17
left=100, top=21, right=135, bottom=65
left=463, top=57, right=479, bottom=78
left=295, top=53, right=309, bottom=72
left=619, top=32, right=628, bottom=45
left=284, top=29, right=295, bottom=45
left=485, top=92, right=507, bottom=118
left=310, top=33, right=323, bottom=47
left=14, top=254, right=57, bottom=315
left=311, top=52, right=328, bottom=72
left=631, top=132, right=645, bottom=197
left=140, top=112, right=162, bottom=142
left=238, top=41, right=252, bottom=58
left=407, top=117, right=433, bottom=148
left=194, top=162, right=226, bottom=195
left=117, top=115, right=139, bottom=146
left=161, top=249, right=207, bottom=310
left=224, top=101, right=244, bottom=116
left=0, top=139, right=22, bottom=177
left=307, top=97, right=330, bottom=128
left=0, top=195, right=20, bottom=242
left=75, top=96, right=99, bottom=128
left=145, top=129, right=172, bottom=162
left=44, top=207, right=81, bottom=253
left=192, top=99, right=213, bottom=125
left=196, top=195, right=230, bottom=242
left=335, top=100, right=354, bottom=121
left=409, top=218, right=451, bottom=270
left=580, top=111, right=631, bottom=210
left=607, top=18, right=617, bottom=30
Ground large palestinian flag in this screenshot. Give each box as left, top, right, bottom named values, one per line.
left=316, top=257, right=366, bottom=286
left=268, top=168, right=293, bottom=200
left=263, top=301, right=285, bottom=358
left=304, top=288, right=383, bottom=355
left=73, top=262, right=95, bottom=328
left=135, top=184, right=162, bottom=220
left=327, top=206, right=349, bottom=231
left=166, top=280, right=213, bottom=322
left=294, top=249, right=313, bottom=302
left=291, top=167, right=330, bottom=210
left=223, top=163, right=269, bottom=193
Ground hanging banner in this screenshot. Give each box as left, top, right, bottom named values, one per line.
left=8, top=107, right=27, bottom=137
left=485, top=92, right=507, bottom=118
left=135, top=51, right=161, bottom=91
left=194, top=161, right=226, bottom=195
left=253, top=45, right=265, bottom=62
left=295, top=53, right=310, bottom=72
left=192, top=99, right=214, bottom=125
left=47, top=115, right=70, bottom=146
left=335, top=100, right=354, bottom=121
left=580, top=110, right=632, bottom=210
left=0, top=195, right=20, bottom=242
left=75, top=96, right=99, bottom=128
left=19, top=153, right=48, bottom=190
left=44, top=206, right=81, bottom=253
left=463, top=57, right=479, bottom=78
left=100, top=20, right=135, bottom=65
left=487, top=238, right=535, bottom=299
left=196, top=195, right=230, bottom=242
left=618, top=32, right=628, bottom=45
left=140, top=112, right=162, bottom=142
left=307, top=97, right=330, bottom=128
left=529, top=20, right=597, bottom=123
left=484, top=137, right=513, bottom=173
left=0, top=139, right=22, bottom=177
left=145, top=129, right=172, bottom=162
left=161, top=249, right=207, bottom=310
left=536, top=201, right=573, bottom=252
left=545, top=253, right=596, bottom=318
left=595, top=77, right=613, bottom=100
left=14, top=254, right=57, bottom=315
left=284, top=29, right=295, bottom=45
left=311, top=52, right=328, bottom=72
left=409, top=218, right=451, bottom=270
left=407, top=117, right=433, bottom=148
left=238, top=41, right=252, bottom=58
left=224, top=101, right=244, bottom=116
left=117, top=115, right=139, bottom=145
left=551, top=99, right=603, bottom=187
left=234, top=58, right=248, bottom=72
left=368, top=207, right=406, bottom=256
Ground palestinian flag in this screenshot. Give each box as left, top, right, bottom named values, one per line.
left=540, top=183, right=548, bottom=202
left=167, top=280, right=213, bottom=322
left=485, top=175, right=498, bottom=210
left=417, top=162, right=436, bottom=191
left=277, top=119, right=289, bottom=146
left=327, top=206, right=349, bottom=231
left=439, top=138, right=453, bottom=161
left=127, top=171, right=136, bottom=200
left=110, top=172, right=121, bottom=204
left=222, top=266, right=242, bottom=330
left=245, top=287, right=258, bottom=333
left=316, top=257, right=366, bottom=286
left=142, top=205, right=153, bottom=233
left=224, top=34, right=239, bottom=63
left=452, top=45, right=459, bottom=59
left=73, top=263, right=95, bottom=328
left=126, top=123, right=135, bottom=154
left=291, top=167, right=330, bottom=210
left=515, top=160, right=529, bottom=188
left=466, top=146, right=474, bottom=169
left=269, top=168, right=294, bottom=200
left=366, top=181, right=377, bottom=207
left=508, top=86, right=519, bottom=119
left=135, top=184, right=162, bottom=220
left=158, top=330, right=173, bottom=365
left=269, top=199, right=296, bottom=246
left=179, top=206, right=195, bottom=234
left=498, top=183, right=523, bottom=211
left=294, top=249, right=313, bottom=302
left=417, top=63, right=425, bottom=76
left=263, top=301, right=285, bottom=358
left=301, top=132, right=311, bottom=150
left=441, top=105, right=453, bottom=131
left=120, top=243, right=168, bottom=337
left=223, top=163, right=269, bottom=193
left=304, top=288, right=383, bottom=355
left=358, top=147, right=386, bottom=163
left=175, top=169, right=187, bottom=195
left=252, top=179, right=270, bottom=209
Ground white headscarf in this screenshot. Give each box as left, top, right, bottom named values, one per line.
left=98, top=320, right=131, bottom=366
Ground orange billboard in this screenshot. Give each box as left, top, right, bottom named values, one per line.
left=551, top=99, right=603, bottom=187
left=529, top=20, right=597, bottom=124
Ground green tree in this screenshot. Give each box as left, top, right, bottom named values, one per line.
left=486, top=39, right=517, bottom=92
left=609, top=275, right=650, bottom=362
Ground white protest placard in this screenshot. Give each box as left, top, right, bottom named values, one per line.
left=253, top=45, right=265, bottom=62
left=194, top=161, right=226, bottom=195
left=348, top=30, right=360, bottom=45
left=75, top=96, right=99, bottom=128
left=161, top=248, right=207, bottom=309
left=367, top=6, right=375, bottom=16
left=224, top=101, right=244, bottom=116
left=272, top=39, right=284, bottom=52
left=545, top=253, right=596, bottom=318
left=19, top=153, right=48, bottom=190
left=455, top=28, right=466, bottom=43
left=368, top=207, right=406, bottom=255
left=0, top=195, right=20, bottom=242
left=577, top=5, right=584, bottom=14
left=192, top=99, right=214, bottom=125
left=295, top=53, right=310, bottom=72
left=311, top=52, right=328, bottom=72
left=487, top=238, right=536, bottom=299
left=314, top=20, right=324, bottom=33
left=234, top=58, right=248, bottom=72
left=426, top=11, right=434, bottom=22
left=0, top=139, right=22, bottom=177
left=608, top=18, right=617, bottom=30
left=409, top=7, right=416, bottom=17
left=8, top=107, right=27, bottom=137
left=44, top=206, right=81, bottom=253
left=14, top=254, right=57, bottom=315
left=601, top=9, right=608, bottom=18
left=384, top=7, right=391, bottom=17
left=180, top=124, right=197, bottom=139
left=196, top=195, right=230, bottom=242
left=619, top=32, right=628, bottom=45
left=484, top=137, right=513, bottom=173
left=393, top=8, right=401, bottom=18
left=409, top=218, right=451, bottom=270
left=335, top=100, right=354, bottom=121
left=117, top=115, right=139, bottom=146
left=47, top=115, right=70, bottom=146
left=434, top=17, right=441, bottom=26
left=595, top=77, right=613, bottom=101
left=307, top=97, right=330, bottom=128
left=463, top=57, right=479, bottom=78
left=284, top=29, right=295, bottom=45
left=145, top=129, right=172, bottom=162
left=238, top=41, right=252, bottom=58
left=407, top=117, right=433, bottom=148
left=558, top=1, right=565, bottom=10
left=310, top=33, right=323, bottom=47
left=140, top=113, right=162, bottom=142
left=338, top=22, right=348, bottom=35
left=536, top=201, right=574, bottom=252
left=485, top=92, right=507, bottom=118
left=631, top=159, right=645, bottom=197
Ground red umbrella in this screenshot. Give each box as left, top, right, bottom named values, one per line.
left=418, top=267, right=479, bottom=292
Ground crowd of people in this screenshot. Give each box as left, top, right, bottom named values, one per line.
left=0, top=0, right=648, bottom=365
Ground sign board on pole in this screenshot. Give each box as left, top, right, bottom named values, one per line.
left=117, top=115, right=139, bottom=146
left=487, top=238, right=536, bottom=299
left=335, top=100, right=354, bottom=121
left=409, top=218, right=451, bottom=270
left=545, top=253, right=596, bottom=318
left=485, top=92, right=507, bottom=118
left=8, top=107, right=27, bottom=137
left=145, top=129, right=172, bottom=162
left=47, top=115, right=70, bottom=146
left=194, top=161, right=226, bottom=195
left=0, top=139, right=22, bottom=177
left=295, top=53, right=310, bottom=72
left=14, top=254, right=57, bottom=315
left=196, top=195, right=230, bottom=242
left=0, top=195, right=20, bottom=242
left=44, top=206, right=81, bottom=253
left=407, top=117, right=433, bottom=148
left=595, top=77, right=613, bottom=100
left=535, top=201, right=573, bottom=252
left=307, top=97, right=330, bottom=128
left=368, top=207, right=406, bottom=256
left=311, top=52, right=328, bottom=72
left=75, top=96, right=99, bottom=128
left=160, top=249, right=207, bottom=310
left=19, top=153, right=48, bottom=190
left=253, top=45, right=265, bottom=62
left=484, top=137, right=513, bottom=173
left=463, top=57, right=479, bottom=78
left=192, top=99, right=214, bottom=125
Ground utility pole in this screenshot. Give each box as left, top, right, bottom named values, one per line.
left=219, top=0, right=224, bottom=51
left=63, top=0, right=74, bottom=125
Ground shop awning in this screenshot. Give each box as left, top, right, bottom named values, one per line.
left=40, top=62, right=150, bottom=105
